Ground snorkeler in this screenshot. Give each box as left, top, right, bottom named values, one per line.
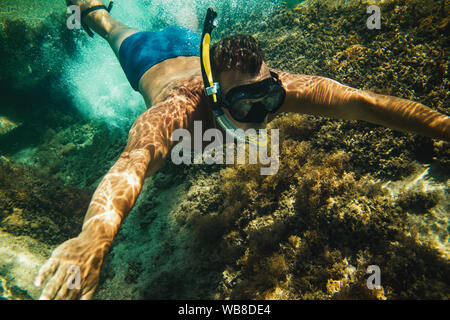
left=34, top=0, right=449, bottom=299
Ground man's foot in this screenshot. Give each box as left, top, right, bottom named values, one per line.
left=66, top=0, right=106, bottom=14
left=66, top=0, right=113, bottom=37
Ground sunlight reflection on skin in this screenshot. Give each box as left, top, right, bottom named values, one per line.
left=83, top=210, right=120, bottom=229
left=81, top=77, right=209, bottom=236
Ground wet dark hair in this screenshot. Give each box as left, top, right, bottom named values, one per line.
left=210, top=34, right=265, bottom=78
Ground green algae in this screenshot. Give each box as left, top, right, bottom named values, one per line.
left=0, top=0, right=66, bottom=27
left=0, top=160, right=90, bottom=245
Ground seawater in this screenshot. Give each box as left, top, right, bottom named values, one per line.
left=0, top=0, right=448, bottom=301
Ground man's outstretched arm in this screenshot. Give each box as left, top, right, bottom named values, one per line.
left=275, top=72, right=450, bottom=141
left=34, top=94, right=201, bottom=299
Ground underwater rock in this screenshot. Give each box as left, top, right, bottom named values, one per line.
left=211, top=117, right=449, bottom=299
left=0, top=231, right=53, bottom=300
left=0, top=160, right=90, bottom=244
left=95, top=162, right=225, bottom=300
left=0, top=160, right=92, bottom=300
left=283, top=0, right=306, bottom=9
left=0, top=4, right=79, bottom=122
left=0, top=116, right=21, bottom=137
left=25, top=121, right=127, bottom=188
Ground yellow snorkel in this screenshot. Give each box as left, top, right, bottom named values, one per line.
left=200, top=8, right=267, bottom=147
left=200, top=9, right=221, bottom=115
left=201, top=33, right=217, bottom=103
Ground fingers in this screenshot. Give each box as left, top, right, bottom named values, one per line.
left=39, top=261, right=87, bottom=300
left=54, top=281, right=76, bottom=300
left=54, top=269, right=98, bottom=300
left=34, top=258, right=59, bottom=288
left=37, top=261, right=97, bottom=300
left=54, top=265, right=83, bottom=300
left=39, top=267, right=68, bottom=300
left=80, top=284, right=98, bottom=300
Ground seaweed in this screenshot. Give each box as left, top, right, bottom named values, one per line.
left=0, top=160, right=91, bottom=245
left=209, top=114, right=449, bottom=299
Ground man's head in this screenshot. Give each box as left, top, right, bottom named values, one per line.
left=210, top=35, right=278, bottom=129
left=210, top=35, right=266, bottom=80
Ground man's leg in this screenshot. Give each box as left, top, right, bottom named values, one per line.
left=76, top=1, right=138, bottom=56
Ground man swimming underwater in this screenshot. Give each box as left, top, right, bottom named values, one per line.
left=34, top=0, right=449, bottom=299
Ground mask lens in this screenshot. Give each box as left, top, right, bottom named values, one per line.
left=263, top=91, right=283, bottom=111
left=228, top=90, right=284, bottom=121
left=230, top=100, right=253, bottom=120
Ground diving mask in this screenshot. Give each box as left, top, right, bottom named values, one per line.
left=221, top=71, right=286, bottom=123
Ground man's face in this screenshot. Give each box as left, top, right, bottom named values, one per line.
left=218, top=62, right=272, bottom=130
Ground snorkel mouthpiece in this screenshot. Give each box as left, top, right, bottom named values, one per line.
left=200, top=8, right=267, bottom=147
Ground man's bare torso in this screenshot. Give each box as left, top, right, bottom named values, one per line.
left=139, top=56, right=202, bottom=105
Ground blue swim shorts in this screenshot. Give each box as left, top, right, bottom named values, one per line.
left=118, top=26, right=201, bottom=92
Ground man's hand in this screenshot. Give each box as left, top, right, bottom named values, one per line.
left=34, top=231, right=110, bottom=300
